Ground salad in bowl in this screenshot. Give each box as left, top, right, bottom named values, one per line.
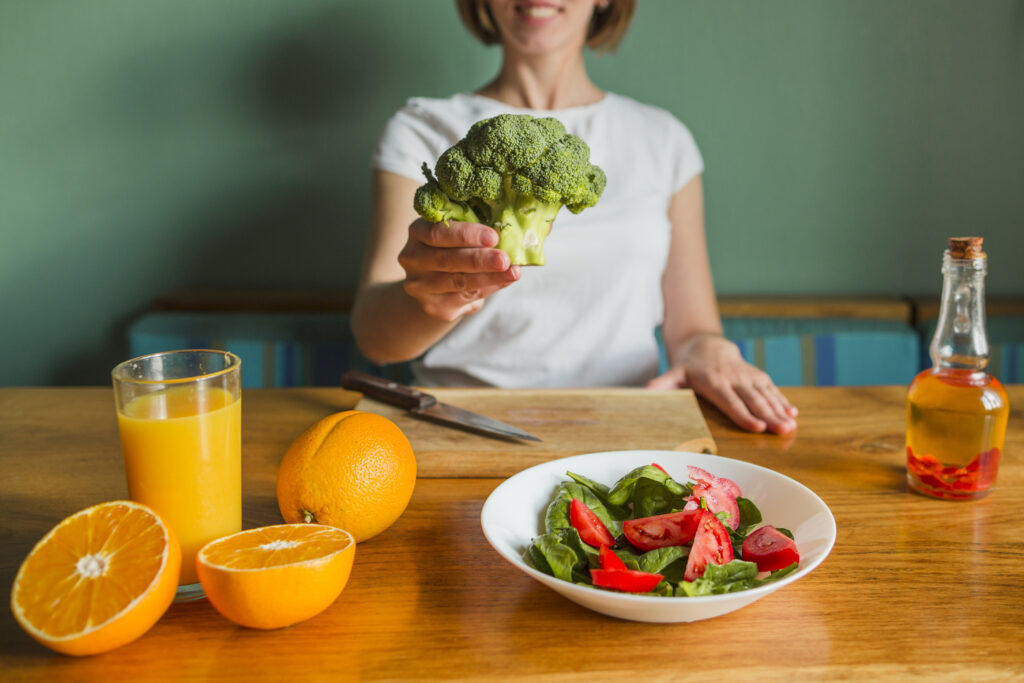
left=480, top=450, right=835, bottom=623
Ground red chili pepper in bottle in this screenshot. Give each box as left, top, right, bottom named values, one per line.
left=906, top=237, right=1009, bottom=500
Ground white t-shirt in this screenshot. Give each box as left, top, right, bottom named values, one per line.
left=371, top=92, right=703, bottom=387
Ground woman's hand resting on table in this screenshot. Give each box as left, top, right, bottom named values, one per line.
left=399, top=218, right=521, bottom=321
left=648, top=333, right=798, bottom=435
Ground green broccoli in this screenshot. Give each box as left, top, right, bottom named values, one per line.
left=413, top=113, right=606, bottom=266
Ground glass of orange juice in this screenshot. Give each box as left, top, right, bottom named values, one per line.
left=112, top=349, right=242, bottom=602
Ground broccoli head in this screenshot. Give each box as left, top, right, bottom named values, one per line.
left=413, top=113, right=606, bottom=266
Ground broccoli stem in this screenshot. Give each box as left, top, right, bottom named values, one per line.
left=486, top=180, right=562, bottom=266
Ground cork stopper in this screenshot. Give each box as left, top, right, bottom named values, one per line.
left=948, top=236, right=985, bottom=259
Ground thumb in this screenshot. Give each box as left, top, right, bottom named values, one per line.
left=647, top=366, right=687, bottom=390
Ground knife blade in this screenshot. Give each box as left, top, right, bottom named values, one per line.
left=340, top=370, right=541, bottom=442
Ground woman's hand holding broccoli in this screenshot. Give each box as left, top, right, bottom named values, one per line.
left=414, top=113, right=605, bottom=266
left=402, top=112, right=604, bottom=321
left=398, top=217, right=521, bottom=322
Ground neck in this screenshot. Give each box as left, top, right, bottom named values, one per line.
left=478, top=47, right=603, bottom=110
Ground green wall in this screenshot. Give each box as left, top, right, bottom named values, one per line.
left=2, top=0, right=1022, bottom=386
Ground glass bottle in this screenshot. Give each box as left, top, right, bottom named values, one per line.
left=906, top=237, right=1009, bottom=500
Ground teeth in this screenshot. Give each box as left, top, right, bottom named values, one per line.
left=521, top=6, right=558, bottom=18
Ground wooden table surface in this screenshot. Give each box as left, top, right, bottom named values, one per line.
left=2, top=385, right=1022, bottom=681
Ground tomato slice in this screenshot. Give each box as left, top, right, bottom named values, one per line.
left=591, top=568, right=664, bottom=593
left=686, top=481, right=741, bottom=531
left=687, top=465, right=743, bottom=498
left=683, top=510, right=734, bottom=581
left=741, top=525, right=799, bottom=572
left=569, top=498, right=615, bottom=547
left=598, top=544, right=627, bottom=571
left=622, top=509, right=702, bottom=551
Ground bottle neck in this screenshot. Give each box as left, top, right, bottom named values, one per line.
left=930, top=252, right=989, bottom=371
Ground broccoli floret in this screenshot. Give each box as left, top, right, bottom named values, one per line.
left=413, top=113, right=606, bottom=266
left=413, top=164, right=482, bottom=225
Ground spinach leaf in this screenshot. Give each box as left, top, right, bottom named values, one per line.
left=757, top=562, right=799, bottom=583
left=734, top=497, right=762, bottom=536
left=637, top=545, right=687, bottom=574
left=703, top=559, right=760, bottom=585
left=678, top=560, right=760, bottom=596
left=726, top=498, right=763, bottom=556
left=677, top=560, right=800, bottom=597
left=659, top=556, right=690, bottom=585
left=544, top=482, right=622, bottom=535
left=555, top=527, right=599, bottom=566
left=728, top=528, right=744, bottom=559
left=566, top=471, right=631, bottom=518
left=528, top=533, right=580, bottom=583
left=632, top=478, right=688, bottom=517
left=607, top=465, right=690, bottom=515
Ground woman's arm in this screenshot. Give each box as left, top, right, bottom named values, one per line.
left=649, top=175, right=798, bottom=434
left=350, top=170, right=520, bottom=364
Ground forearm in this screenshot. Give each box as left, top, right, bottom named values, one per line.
left=350, top=281, right=458, bottom=364
left=660, top=175, right=728, bottom=367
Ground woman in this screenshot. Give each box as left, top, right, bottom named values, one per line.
left=351, top=0, right=797, bottom=434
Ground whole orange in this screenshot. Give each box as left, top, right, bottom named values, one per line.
left=276, top=410, right=416, bottom=542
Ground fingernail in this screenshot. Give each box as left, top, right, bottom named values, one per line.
left=507, top=265, right=521, bottom=280
left=480, top=231, right=498, bottom=247
left=491, top=252, right=509, bottom=270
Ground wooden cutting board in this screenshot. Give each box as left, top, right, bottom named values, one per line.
left=354, top=388, right=716, bottom=478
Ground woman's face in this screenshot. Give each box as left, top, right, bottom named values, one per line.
left=485, top=0, right=603, bottom=57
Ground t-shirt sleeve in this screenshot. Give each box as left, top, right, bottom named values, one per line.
left=371, top=99, right=461, bottom=183
left=668, top=116, right=704, bottom=194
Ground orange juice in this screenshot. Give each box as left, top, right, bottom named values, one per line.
left=117, top=385, right=241, bottom=585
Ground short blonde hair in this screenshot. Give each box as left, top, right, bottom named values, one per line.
left=455, top=0, right=636, bottom=53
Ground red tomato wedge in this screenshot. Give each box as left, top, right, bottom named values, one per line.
left=685, top=466, right=742, bottom=530
left=622, top=509, right=702, bottom=551
left=685, top=481, right=741, bottom=531
left=684, top=510, right=734, bottom=581
left=569, top=498, right=615, bottom=547
left=741, top=525, right=799, bottom=572
left=591, top=568, right=664, bottom=593
left=687, top=465, right=743, bottom=498
left=598, top=544, right=627, bottom=571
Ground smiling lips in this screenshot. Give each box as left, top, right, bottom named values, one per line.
left=516, top=2, right=561, bottom=20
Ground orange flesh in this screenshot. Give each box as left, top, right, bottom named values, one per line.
left=200, top=524, right=352, bottom=569
left=14, top=503, right=167, bottom=638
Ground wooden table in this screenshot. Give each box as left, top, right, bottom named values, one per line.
left=2, top=386, right=1022, bottom=681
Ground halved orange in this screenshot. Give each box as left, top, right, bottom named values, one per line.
left=196, top=524, right=355, bottom=630
left=10, top=500, right=181, bottom=656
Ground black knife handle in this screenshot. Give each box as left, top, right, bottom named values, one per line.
left=340, top=370, right=434, bottom=410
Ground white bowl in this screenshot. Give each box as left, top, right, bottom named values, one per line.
left=480, top=450, right=836, bottom=623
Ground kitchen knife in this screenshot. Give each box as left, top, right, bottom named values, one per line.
left=340, top=370, right=541, bottom=442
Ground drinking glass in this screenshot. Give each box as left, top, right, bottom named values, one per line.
left=112, top=350, right=242, bottom=602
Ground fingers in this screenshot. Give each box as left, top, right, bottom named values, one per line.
left=766, top=384, right=799, bottom=419
left=685, top=367, right=797, bottom=435
left=401, top=219, right=519, bottom=322
left=735, top=384, right=797, bottom=435
left=402, top=221, right=508, bottom=274
left=409, top=218, right=498, bottom=249
left=699, top=380, right=769, bottom=434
